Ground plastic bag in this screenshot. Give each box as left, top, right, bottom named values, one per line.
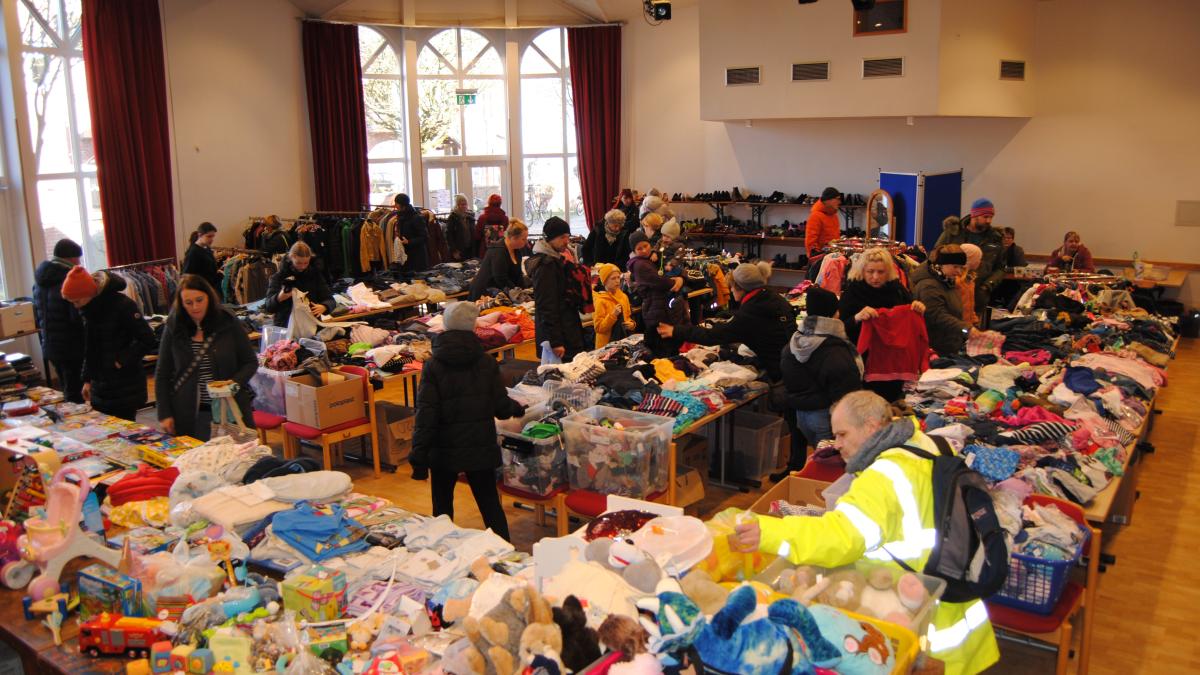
left=287, top=290, right=320, bottom=341
left=138, top=539, right=229, bottom=616
left=540, top=340, right=562, bottom=365
left=693, top=507, right=777, bottom=583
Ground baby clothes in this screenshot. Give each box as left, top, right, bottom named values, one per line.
left=999, top=422, right=1077, bottom=445
left=966, top=445, right=1020, bottom=482
left=966, top=330, right=1006, bottom=357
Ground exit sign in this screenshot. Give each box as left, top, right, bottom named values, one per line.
left=455, top=88, right=478, bottom=105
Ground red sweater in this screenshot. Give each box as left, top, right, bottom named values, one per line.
left=856, top=306, right=930, bottom=382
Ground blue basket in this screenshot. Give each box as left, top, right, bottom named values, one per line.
left=990, top=523, right=1090, bottom=615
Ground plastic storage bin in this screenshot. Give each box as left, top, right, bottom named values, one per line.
left=561, top=405, right=675, bottom=498
left=542, top=381, right=602, bottom=411
left=730, top=410, right=784, bottom=480
left=497, top=404, right=566, bottom=497
left=249, top=366, right=304, bottom=416
left=990, top=518, right=1090, bottom=615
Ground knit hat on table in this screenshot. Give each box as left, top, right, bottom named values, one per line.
left=542, top=216, right=570, bottom=240
left=731, top=260, right=772, bottom=291
left=60, top=265, right=98, bottom=302
left=969, top=198, right=995, bottom=219
left=442, top=301, right=479, bottom=332
left=804, top=286, right=839, bottom=318
left=53, top=239, right=83, bottom=259
left=661, top=218, right=681, bottom=239
left=820, top=187, right=842, bottom=202
left=596, top=263, right=622, bottom=286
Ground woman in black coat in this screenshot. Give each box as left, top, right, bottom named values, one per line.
left=156, top=275, right=257, bottom=441
left=581, top=209, right=632, bottom=271
left=263, top=242, right=337, bottom=328
left=394, top=194, right=429, bottom=273
left=33, top=239, right=85, bottom=402
left=60, top=267, right=158, bottom=421
left=180, top=222, right=222, bottom=292
left=410, top=302, right=524, bottom=540
left=468, top=221, right=528, bottom=300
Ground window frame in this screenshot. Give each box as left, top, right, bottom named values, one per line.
left=360, top=26, right=411, bottom=207
left=853, top=0, right=907, bottom=37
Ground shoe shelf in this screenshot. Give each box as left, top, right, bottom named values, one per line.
left=673, top=199, right=863, bottom=229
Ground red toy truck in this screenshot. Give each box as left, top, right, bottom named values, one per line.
left=79, top=612, right=167, bottom=658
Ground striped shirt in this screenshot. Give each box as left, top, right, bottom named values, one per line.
left=190, top=340, right=214, bottom=403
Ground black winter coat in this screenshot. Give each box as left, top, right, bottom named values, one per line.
left=581, top=228, right=631, bottom=271
left=445, top=210, right=475, bottom=260
left=261, top=229, right=291, bottom=255
left=80, top=274, right=158, bottom=415
left=526, top=246, right=585, bottom=355
left=181, top=244, right=222, bottom=292
left=839, top=279, right=913, bottom=345
left=910, top=262, right=970, bottom=356
left=469, top=245, right=525, bottom=300
left=32, top=258, right=83, bottom=362
left=155, top=309, right=258, bottom=438
left=619, top=203, right=640, bottom=233
left=398, top=208, right=429, bottom=272
left=780, top=317, right=863, bottom=411
left=674, top=288, right=796, bottom=382
left=411, top=331, right=524, bottom=472
left=629, top=253, right=685, bottom=328
left=263, top=258, right=337, bottom=328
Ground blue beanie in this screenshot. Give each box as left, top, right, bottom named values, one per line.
left=970, top=198, right=995, bottom=219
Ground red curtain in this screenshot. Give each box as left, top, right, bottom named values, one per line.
left=567, top=26, right=621, bottom=231
left=302, top=21, right=369, bottom=212
left=81, top=0, right=175, bottom=266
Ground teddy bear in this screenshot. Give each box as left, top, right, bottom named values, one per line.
left=464, top=585, right=555, bottom=675
left=598, top=614, right=649, bottom=661
left=855, top=568, right=929, bottom=630
left=818, top=570, right=866, bottom=610
left=552, top=595, right=601, bottom=672
left=519, top=621, right=564, bottom=673
left=347, top=613, right=386, bottom=656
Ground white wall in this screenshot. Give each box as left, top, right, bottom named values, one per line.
left=161, top=0, right=315, bottom=250
left=623, top=0, right=1200, bottom=303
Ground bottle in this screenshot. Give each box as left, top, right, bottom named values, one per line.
left=1132, top=250, right=1145, bottom=278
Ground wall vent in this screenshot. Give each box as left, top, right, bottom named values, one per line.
left=863, top=57, right=904, bottom=78
left=792, top=61, right=830, bottom=81
left=1000, top=60, right=1026, bottom=80
left=725, top=66, right=761, bottom=86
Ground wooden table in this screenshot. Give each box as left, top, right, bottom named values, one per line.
left=1120, top=267, right=1189, bottom=289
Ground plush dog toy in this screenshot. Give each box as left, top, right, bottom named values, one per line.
left=695, top=585, right=840, bottom=674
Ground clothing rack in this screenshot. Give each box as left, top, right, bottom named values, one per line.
left=825, top=236, right=906, bottom=255
left=211, top=246, right=265, bottom=256
left=102, top=257, right=178, bottom=272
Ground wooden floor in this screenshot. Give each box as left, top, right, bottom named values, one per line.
left=242, top=339, right=1199, bottom=674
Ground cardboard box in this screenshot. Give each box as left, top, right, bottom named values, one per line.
left=284, top=371, right=365, bottom=429
left=282, top=565, right=347, bottom=622
left=677, top=434, right=709, bottom=475
left=674, top=465, right=705, bottom=508
left=750, top=476, right=832, bottom=516
left=78, top=563, right=142, bottom=620
left=375, top=401, right=415, bottom=465
left=0, top=302, right=35, bottom=337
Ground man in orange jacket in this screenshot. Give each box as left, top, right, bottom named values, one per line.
left=805, top=187, right=844, bottom=256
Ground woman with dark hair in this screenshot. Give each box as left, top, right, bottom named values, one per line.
left=910, top=244, right=977, bottom=356
left=181, top=222, right=222, bottom=291
left=155, top=275, right=257, bottom=440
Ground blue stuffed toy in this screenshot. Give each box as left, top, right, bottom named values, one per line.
left=694, top=585, right=840, bottom=674
left=808, top=605, right=897, bottom=675
left=636, top=591, right=706, bottom=668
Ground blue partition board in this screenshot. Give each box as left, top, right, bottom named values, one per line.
left=880, top=172, right=918, bottom=244
left=921, top=172, right=963, bottom=250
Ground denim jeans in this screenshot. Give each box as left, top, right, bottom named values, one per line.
left=795, top=408, right=833, bottom=449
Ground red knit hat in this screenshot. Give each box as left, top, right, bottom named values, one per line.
left=487, top=194, right=502, bottom=207
left=60, top=265, right=98, bottom=302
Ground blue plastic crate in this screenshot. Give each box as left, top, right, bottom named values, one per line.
left=990, top=523, right=1090, bottom=615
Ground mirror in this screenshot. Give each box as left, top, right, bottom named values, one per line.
left=866, top=189, right=894, bottom=240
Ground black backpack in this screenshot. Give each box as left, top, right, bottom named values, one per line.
left=895, top=436, right=1010, bottom=603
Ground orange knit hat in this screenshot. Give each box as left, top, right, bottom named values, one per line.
left=60, top=265, right=98, bottom=301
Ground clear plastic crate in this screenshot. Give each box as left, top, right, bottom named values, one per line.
left=542, top=381, right=602, bottom=411
left=729, top=410, right=784, bottom=480
left=497, top=404, right=566, bottom=497
left=561, top=405, right=674, bottom=498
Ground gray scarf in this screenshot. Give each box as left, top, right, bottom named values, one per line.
left=532, top=238, right=561, bottom=259
left=788, top=315, right=865, bottom=375
left=845, top=419, right=916, bottom=474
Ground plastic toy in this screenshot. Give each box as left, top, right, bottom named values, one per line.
left=0, top=519, right=35, bottom=588
left=170, top=643, right=196, bottom=671
left=187, top=647, right=215, bottom=674
left=150, top=640, right=173, bottom=673
left=78, top=612, right=167, bottom=658
left=19, top=467, right=121, bottom=600
left=209, top=626, right=254, bottom=674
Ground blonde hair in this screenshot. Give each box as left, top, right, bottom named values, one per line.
left=288, top=241, right=314, bottom=260
left=506, top=219, right=528, bottom=239
left=847, top=247, right=899, bottom=282
left=642, top=213, right=664, bottom=229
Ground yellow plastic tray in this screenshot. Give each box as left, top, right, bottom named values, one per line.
left=841, top=609, right=920, bottom=675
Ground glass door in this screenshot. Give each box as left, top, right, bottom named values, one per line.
left=468, top=164, right=505, bottom=214
left=425, top=166, right=459, bottom=213
left=425, top=161, right=507, bottom=215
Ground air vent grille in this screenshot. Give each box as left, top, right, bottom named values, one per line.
left=726, top=66, right=761, bottom=86
left=1000, top=60, right=1026, bottom=80
left=863, top=57, right=903, bottom=78
left=792, top=61, right=830, bottom=81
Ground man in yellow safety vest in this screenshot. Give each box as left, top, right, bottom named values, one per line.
left=734, top=390, right=1000, bottom=674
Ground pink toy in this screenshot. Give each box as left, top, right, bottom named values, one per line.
left=18, top=467, right=121, bottom=600
left=0, top=520, right=35, bottom=588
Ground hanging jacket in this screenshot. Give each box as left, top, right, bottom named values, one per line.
left=263, top=258, right=337, bottom=328
left=525, top=239, right=585, bottom=355
left=260, top=228, right=291, bottom=255
left=592, top=288, right=635, bottom=348
left=839, top=279, right=913, bottom=345
left=910, top=262, right=970, bottom=356
left=804, top=201, right=841, bottom=254
left=755, top=418, right=1000, bottom=675
left=411, top=330, right=525, bottom=473
left=707, top=264, right=730, bottom=308
left=180, top=244, right=222, bottom=292
left=673, top=288, right=795, bottom=381
left=425, top=214, right=450, bottom=267
left=80, top=273, right=158, bottom=415
left=32, top=258, right=83, bottom=362
left=155, top=309, right=258, bottom=438
left=359, top=220, right=387, bottom=272
left=855, top=305, right=930, bottom=382
left=780, top=315, right=863, bottom=410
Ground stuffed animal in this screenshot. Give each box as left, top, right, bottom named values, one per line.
left=678, top=569, right=728, bottom=616
left=347, top=614, right=385, bottom=655
left=695, top=585, right=840, bottom=675
left=519, top=621, right=564, bottom=672
left=808, top=605, right=896, bottom=675
left=598, top=614, right=649, bottom=661
left=774, top=565, right=830, bottom=606
left=464, top=585, right=554, bottom=675
left=585, top=538, right=663, bottom=594
left=856, top=569, right=929, bottom=629
left=819, top=570, right=865, bottom=610
left=634, top=591, right=705, bottom=668
left=552, top=596, right=601, bottom=672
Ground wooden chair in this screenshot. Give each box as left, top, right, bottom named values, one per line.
left=499, top=484, right=566, bottom=528
left=555, top=442, right=676, bottom=536
left=282, top=366, right=381, bottom=477
left=986, top=495, right=1098, bottom=675
left=251, top=410, right=286, bottom=448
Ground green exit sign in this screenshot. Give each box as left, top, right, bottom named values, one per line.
left=455, top=89, right=478, bottom=105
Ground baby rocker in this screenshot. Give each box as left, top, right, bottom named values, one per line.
left=19, top=466, right=121, bottom=600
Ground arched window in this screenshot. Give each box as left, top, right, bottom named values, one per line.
left=417, top=28, right=506, bottom=158
left=359, top=27, right=408, bottom=205
left=520, top=28, right=582, bottom=232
